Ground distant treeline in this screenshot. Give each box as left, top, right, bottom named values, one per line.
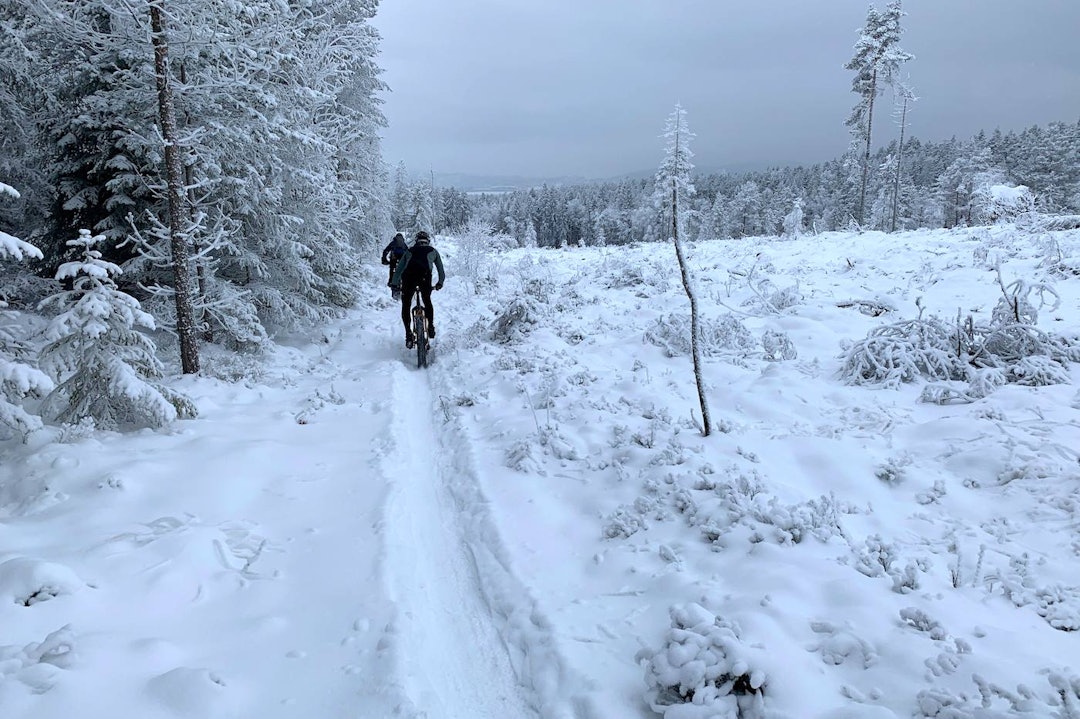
left=434, top=119, right=1079, bottom=247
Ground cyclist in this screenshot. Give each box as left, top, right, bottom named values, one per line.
left=380, top=232, right=408, bottom=294
left=391, top=230, right=446, bottom=348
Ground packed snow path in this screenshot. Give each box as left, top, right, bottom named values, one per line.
left=382, top=363, right=537, bottom=718
left=0, top=314, right=563, bottom=718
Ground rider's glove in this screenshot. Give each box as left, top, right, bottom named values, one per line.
left=381, top=257, right=390, bottom=265
left=435, top=281, right=443, bottom=291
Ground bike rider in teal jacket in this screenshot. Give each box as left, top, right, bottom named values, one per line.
left=391, top=231, right=446, bottom=348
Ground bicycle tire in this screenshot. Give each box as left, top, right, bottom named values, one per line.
left=413, top=313, right=427, bottom=368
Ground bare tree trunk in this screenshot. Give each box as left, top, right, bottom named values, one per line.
left=857, top=69, right=877, bottom=227
left=670, top=129, right=712, bottom=436
left=150, top=0, right=200, bottom=374
left=890, top=95, right=908, bottom=233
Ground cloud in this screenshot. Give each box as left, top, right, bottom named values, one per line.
left=374, top=0, right=1080, bottom=178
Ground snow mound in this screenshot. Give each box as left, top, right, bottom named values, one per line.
left=0, top=557, right=83, bottom=606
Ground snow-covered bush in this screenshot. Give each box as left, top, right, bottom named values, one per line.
left=456, top=219, right=505, bottom=294
left=839, top=317, right=963, bottom=388
left=37, top=230, right=195, bottom=430
left=740, top=278, right=802, bottom=315
left=971, top=183, right=1035, bottom=224
left=489, top=296, right=543, bottom=344
left=761, top=329, right=796, bottom=361
left=638, top=603, right=767, bottom=719
left=644, top=313, right=757, bottom=359
left=0, top=183, right=53, bottom=439
left=840, top=275, right=1078, bottom=394
left=603, top=256, right=671, bottom=292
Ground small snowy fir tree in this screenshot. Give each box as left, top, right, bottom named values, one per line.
left=655, top=104, right=712, bottom=436
left=1, top=181, right=54, bottom=439
left=782, top=198, right=804, bottom=239
left=38, top=230, right=195, bottom=430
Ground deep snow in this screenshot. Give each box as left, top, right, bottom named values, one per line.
left=2, top=222, right=1079, bottom=718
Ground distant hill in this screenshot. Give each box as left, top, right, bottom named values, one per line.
left=432, top=172, right=589, bottom=193
left=433, top=160, right=783, bottom=193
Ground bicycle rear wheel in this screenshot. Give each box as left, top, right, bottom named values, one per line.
left=412, top=311, right=427, bottom=368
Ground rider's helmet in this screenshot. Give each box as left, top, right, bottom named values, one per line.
left=415, top=230, right=431, bottom=245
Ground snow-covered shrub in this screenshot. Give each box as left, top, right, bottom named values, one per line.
left=971, top=184, right=1036, bottom=224
left=1007, top=355, right=1070, bottom=386
left=489, top=296, right=543, bottom=344
left=840, top=332, right=955, bottom=387
left=760, top=329, right=796, bottom=361
left=638, top=603, right=767, bottom=719
left=0, top=189, right=53, bottom=439
left=991, top=275, right=1058, bottom=327
left=603, top=256, right=671, bottom=291
left=919, top=382, right=975, bottom=405
left=875, top=454, right=911, bottom=485
left=0, top=625, right=77, bottom=693
left=37, top=230, right=196, bottom=431
left=1035, top=585, right=1080, bottom=632
left=0, top=556, right=83, bottom=606
left=456, top=218, right=500, bottom=294
left=741, top=278, right=802, bottom=315
left=917, top=672, right=1080, bottom=718
left=644, top=313, right=757, bottom=359
left=840, top=277, right=1078, bottom=394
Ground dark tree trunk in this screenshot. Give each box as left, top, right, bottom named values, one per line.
left=857, top=68, right=877, bottom=227
left=150, top=0, right=200, bottom=373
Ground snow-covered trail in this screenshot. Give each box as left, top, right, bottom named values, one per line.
left=1, top=299, right=590, bottom=718
left=382, top=362, right=538, bottom=718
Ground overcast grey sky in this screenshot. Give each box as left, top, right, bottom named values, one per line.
left=373, top=0, right=1080, bottom=180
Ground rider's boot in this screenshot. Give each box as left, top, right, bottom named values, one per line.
left=427, top=324, right=436, bottom=339
left=405, top=331, right=416, bottom=349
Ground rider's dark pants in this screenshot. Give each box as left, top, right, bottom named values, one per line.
left=387, top=260, right=397, bottom=286
left=401, top=282, right=433, bottom=337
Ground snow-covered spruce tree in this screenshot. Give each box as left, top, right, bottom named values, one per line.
left=13, top=0, right=163, bottom=271
left=38, top=230, right=194, bottom=430
left=391, top=160, right=412, bottom=231
left=654, top=104, right=712, bottom=436
left=163, top=0, right=383, bottom=333
left=845, top=0, right=912, bottom=226
left=0, top=182, right=53, bottom=439
left=782, top=197, right=804, bottom=239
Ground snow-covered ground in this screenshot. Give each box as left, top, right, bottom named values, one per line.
left=2, top=223, right=1079, bottom=718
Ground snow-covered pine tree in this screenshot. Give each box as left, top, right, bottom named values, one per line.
left=0, top=182, right=53, bottom=439
left=890, top=83, right=916, bottom=231
left=845, top=1, right=912, bottom=226
left=38, top=230, right=195, bottom=431
left=654, top=104, right=712, bottom=437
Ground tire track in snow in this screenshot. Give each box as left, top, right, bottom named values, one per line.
left=382, top=362, right=539, bottom=719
